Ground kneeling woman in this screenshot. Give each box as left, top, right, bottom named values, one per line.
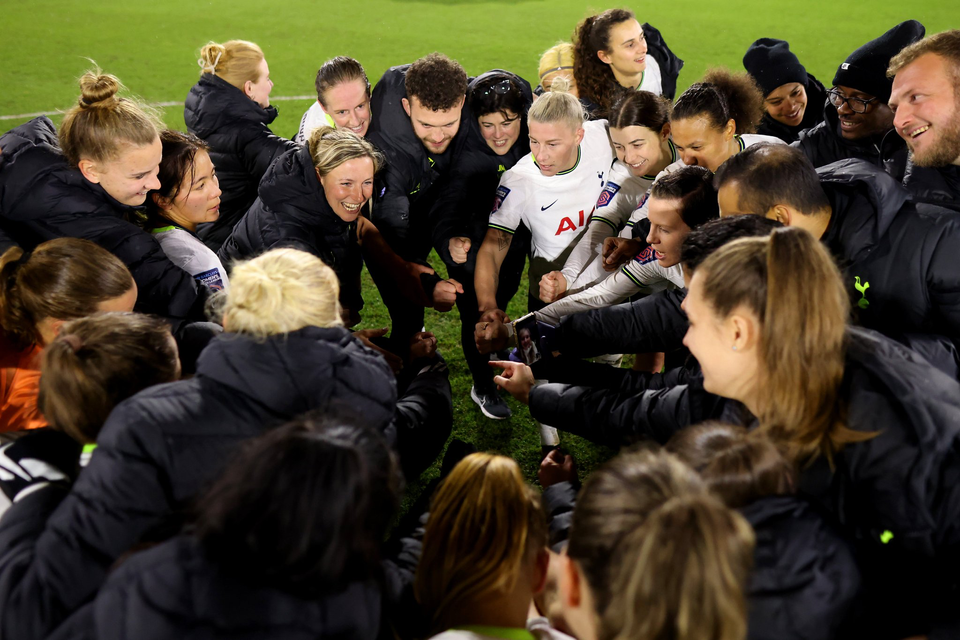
left=145, top=130, right=229, bottom=291
left=220, top=126, right=460, bottom=328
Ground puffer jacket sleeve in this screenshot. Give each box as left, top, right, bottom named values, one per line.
left=0, top=399, right=172, bottom=640
left=528, top=375, right=724, bottom=448
left=543, top=481, right=577, bottom=551
left=236, top=124, right=297, bottom=190
left=553, top=288, right=688, bottom=358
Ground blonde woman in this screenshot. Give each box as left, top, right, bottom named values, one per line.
left=0, top=70, right=203, bottom=319
left=221, top=126, right=461, bottom=331
left=0, top=248, right=398, bottom=639
left=415, top=453, right=551, bottom=638
left=185, top=40, right=297, bottom=251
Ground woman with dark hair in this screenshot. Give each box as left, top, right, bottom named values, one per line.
left=145, top=130, right=228, bottom=291
left=0, top=239, right=136, bottom=432
left=432, top=70, right=533, bottom=419
left=666, top=423, right=862, bottom=640
left=84, top=417, right=402, bottom=639
left=572, top=8, right=683, bottom=114
left=742, top=38, right=827, bottom=143
left=0, top=71, right=205, bottom=320
left=185, top=40, right=298, bottom=251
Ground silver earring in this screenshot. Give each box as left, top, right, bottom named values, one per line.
left=732, top=345, right=738, bottom=351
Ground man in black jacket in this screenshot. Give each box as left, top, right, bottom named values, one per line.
left=367, top=53, right=468, bottom=344
left=888, top=30, right=960, bottom=212
left=793, top=20, right=925, bottom=181
left=717, top=143, right=960, bottom=374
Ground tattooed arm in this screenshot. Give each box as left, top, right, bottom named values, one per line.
left=475, top=227, right=514, bottom=314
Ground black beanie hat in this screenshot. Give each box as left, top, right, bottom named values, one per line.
left=833, top=20, right=925, bottom=102
left=743, top=38, right=808, bottom=96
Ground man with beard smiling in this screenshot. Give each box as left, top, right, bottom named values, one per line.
left=793, top=21, right=925, bottom=181
left=888, top=30, right=960, bottom=213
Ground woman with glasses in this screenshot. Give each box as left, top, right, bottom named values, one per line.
left=793, top=21, right=924, bottom=180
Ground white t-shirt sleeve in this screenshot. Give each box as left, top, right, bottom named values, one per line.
left=155, top=229, right=230, bottom=291
left=294, top=101, right=332, bottom=145
left=638, top=54, right=663, bottom=96
left=488, top=170, right=527, bottom=234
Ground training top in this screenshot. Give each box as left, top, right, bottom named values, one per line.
left=294, top=101, right=335, bottom=145
left=638, top=54, right=663, bottom=96
left=489, top=119, right=614, bottom=263
left=153, top=226, right=230, bottom=291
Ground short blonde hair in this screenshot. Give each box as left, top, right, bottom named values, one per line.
left=308, top=126, right=384, bottom=177
left=220, top=249, right=342, bottom=337
left=538, top=42, right=575, bottom=82
left=528, top=77, right=586, bottom=131
left=198, top=40, right=265, bottom=91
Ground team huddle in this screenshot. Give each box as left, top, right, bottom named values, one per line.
left=0, top=6, right=958, bottom=640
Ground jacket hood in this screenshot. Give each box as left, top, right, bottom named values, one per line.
left=0, top=116, right=138, bottom=223
left=184, top=74, right=280, bottom=139
left=195, top=325, right=396, bottom=424
left=817, top=158, right=907, bottom=262
left=368, top=65, right=421, bottom=157
left=461, top=69, right=533, bottom=161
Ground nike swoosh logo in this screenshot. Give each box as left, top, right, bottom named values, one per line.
left=541, top=200, right=558, bottom=211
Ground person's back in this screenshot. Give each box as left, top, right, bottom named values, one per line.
left=0, top=249, right=396, bottom=639
left=184, top=40, right=297, bottom=251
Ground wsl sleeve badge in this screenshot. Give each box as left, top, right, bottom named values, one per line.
left=492, top=186, right=511, bottom=213
left=596, top=181, right=621, bottom=208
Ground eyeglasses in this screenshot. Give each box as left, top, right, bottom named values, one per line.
left=478, top=78, right=516, bottom=97
left=827, top=89, right=877, bottom=114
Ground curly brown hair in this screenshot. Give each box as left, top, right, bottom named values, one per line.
left=405, top=52, right=467, bottom=111
left=672, top=68, right=765, bottom=134
left=573, top=8, right=636, bottom=112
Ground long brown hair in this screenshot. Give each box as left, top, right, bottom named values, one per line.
left=38, top=313, right=180, bottom=443
left=0, top=239, right=134, bottom=349
left=414, top=453, right=547, bottom=633
left=696, top=227, right=872, bottom=465
left=573, top=8, right=636, bottom=111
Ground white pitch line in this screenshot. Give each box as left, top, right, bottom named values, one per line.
left=0, top=95, right=316, bottom=121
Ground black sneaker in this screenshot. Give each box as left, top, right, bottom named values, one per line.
left=470, top=385, right=512, bottom=420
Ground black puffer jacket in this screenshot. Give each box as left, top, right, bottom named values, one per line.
left=0, top=117, right=204, bottom=319
left=86, top=536, right=382, bottom=640
left=184, top=74, right=298, bottom=250
left=367, top=65, right=467, bottom=258
left=818, top=159, right=960, bottom=354
left=0, top=327, right=396, bottom=640
left=793, top=104, right=908, bottom=180
left=431, top=70, right=532, bottom=267
left=219, top=144, right=364, bottom=315
left=742, top=496, right=861, bottom=640
left=756, top=74, right=827, bottom=144
left=903, top=160, right=960, bottom=213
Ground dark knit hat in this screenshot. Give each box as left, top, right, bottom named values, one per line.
left=743, top=38, right=808, bottom=96
left=833, top=20, right=925, bottom=102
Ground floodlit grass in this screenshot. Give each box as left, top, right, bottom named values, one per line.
left=1, top=1, right=951, bottom=494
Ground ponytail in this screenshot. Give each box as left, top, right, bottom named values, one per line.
left=603, top=495, right=754, bottom=640
left=672, top=68, right=764, bottom=135
left=197, top=40, right=265, bottom=92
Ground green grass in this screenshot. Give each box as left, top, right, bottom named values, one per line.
left=1, top=1, right=952, bottom=495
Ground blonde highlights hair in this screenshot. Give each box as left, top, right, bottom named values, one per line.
left=538, top=42, right=575, bottom=81
left=307, top=126, right=384, bottom=177
left=59, top=69, right=161, bottom=167
left=604, top=494, right=755, bottom=640
left=528, top=77, right=586, bottom=131
left=414, top=453, right=547, bottom=633
left=696, top=227, right=872, bottom=465
left=198, top=40, right=265, bottom=91
left=219, top=249, right=343, bottom=337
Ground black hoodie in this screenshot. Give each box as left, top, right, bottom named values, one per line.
left=0, top=327, right=396, bottom=640
left=219, top=144, right=364, bottom=316
left=792, top=102, right=909, bottom=180
left=0, top=117, right=205, bottom=320
left=184, top=74, right=298, bottom=251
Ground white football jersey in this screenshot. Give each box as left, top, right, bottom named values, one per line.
left=294, top=101, right=335, bottom=144
left=489, top=119, right=615, bottom=262
left=638, top=54, right=663, bottom=96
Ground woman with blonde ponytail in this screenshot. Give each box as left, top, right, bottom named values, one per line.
left=559, top=449, right=753, bottom=640
left=0, top=70, right=207, bottom=320
left=184, top=40, right=297, bottom=251
left=0, top=247, right=399, bottom=639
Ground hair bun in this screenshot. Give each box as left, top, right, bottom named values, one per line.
left=78, top=71, right=121, bottom=108
left=198, top=42, right=226, bottom=74
left=549, top=75, right=573, bottom=94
